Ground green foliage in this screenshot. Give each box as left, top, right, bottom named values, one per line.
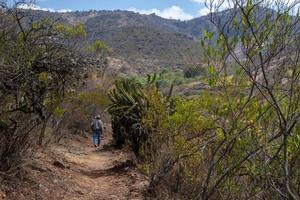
left=157, top=70, right=185, bottom=86
left=166, top=97, right=212, bottom=133
left=207, top=65, right=217, bottom=86
left=88, top=40, right=112, bottom=53
left=53, top=106, right=66, bottom=118
left=183, top=64, right=206, bottom=78
left=108, top=78, right=145, bottom=121
left=132, top=69, right=199, bottom=90
left=108, top=76, right=148, bottom=151
left=54, top=22, right=87, bottom=38
left=77, top=90, right=111, bottom=108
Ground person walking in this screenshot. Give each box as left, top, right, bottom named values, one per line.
left=91, top=115, right=104, bottom=147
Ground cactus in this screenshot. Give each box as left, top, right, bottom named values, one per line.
left=108, top=77, right=152, bottom=153
left=108, top=74, right=174, bottom=157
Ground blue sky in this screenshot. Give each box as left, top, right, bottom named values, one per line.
left=32, top=0, right=211, bottom=20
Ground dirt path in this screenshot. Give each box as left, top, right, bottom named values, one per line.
left=4, top=128, right=148, bottom=200
left=55, top=134, right=147, bottom=200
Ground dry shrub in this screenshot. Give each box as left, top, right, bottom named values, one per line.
left=0, top=114, right=39, bottom=175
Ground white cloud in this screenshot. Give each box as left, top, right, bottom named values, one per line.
left=18, top=3, right=54, bottom=12
left=18, top=3, right=72, bottom=13
left=128, top=6, right=193, bottom=21
left=57, top=9, right=73, bottom=13
left=198, top=7, right=211, bottom=16
left=193, top=0, right=300, bottom=15
left=193, top=0, right=232, bottom=16
left=191, top=0, right=205, bottom=3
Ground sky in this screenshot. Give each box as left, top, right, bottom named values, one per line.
left=29, top=0, right=212, bottom=20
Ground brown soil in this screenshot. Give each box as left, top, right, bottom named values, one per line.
left=1, top=128, right=148, bottom=200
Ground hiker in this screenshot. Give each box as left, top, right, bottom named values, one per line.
left=91, top=115, right=104, bottom=147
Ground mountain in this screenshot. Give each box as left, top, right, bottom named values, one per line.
left=18, top=7, right=282, bottom=74
left=24, top=10, right=220, bottom=73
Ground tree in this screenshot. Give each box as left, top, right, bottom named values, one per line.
left=201, top=0, right=300, bottom=199
left=0, top=1, right=88, bottom=174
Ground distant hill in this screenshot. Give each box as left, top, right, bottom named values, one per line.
left=22, top=10, right=224, bottom=73
left=17, top=7, right=281, bottom=74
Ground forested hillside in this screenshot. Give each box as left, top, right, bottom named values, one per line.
left=25, top=8, right=278, bottom=74
left=25, top=9, right=212, bottom=72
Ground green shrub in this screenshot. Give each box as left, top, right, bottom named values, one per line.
left=183, top=64, right=206, bottom=78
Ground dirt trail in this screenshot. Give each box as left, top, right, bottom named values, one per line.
left=57, top=133, right=147, bottom=200
left=3, top=127, right=148, bottom=200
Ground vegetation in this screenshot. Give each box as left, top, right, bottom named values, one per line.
left=107, top=75, right=166, bottom=155
left=109, top=0, right=300, bottom=199
left=0, top=1, right=107, bottom=175
left=183, top=64, right=206, bottom=78
left=1, top=0, right=300, bottom=199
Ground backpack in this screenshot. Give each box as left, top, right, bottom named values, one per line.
left=91, top=119, right=102, bottom=131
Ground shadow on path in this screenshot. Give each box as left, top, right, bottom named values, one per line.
left=80, top=160, right=135, bottom=179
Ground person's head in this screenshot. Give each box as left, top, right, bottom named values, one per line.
left=96, top=115, right=101, bottom=119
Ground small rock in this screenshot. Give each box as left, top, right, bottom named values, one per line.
left=30, top=164, right=48, bottom=172
left=53, top=160, right=67, bottom=169
left=76, top=190, right=84, bottom=195
left=39, top=184, right=48, bottom=192
left=0, top=191, right=6, bottom=198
